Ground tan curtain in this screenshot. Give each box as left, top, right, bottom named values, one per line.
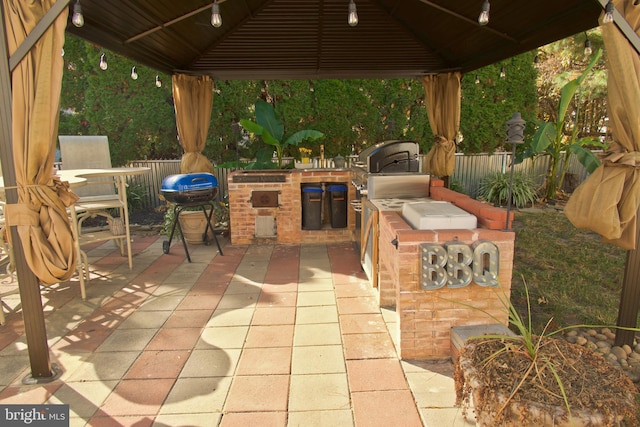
left=421, top=72, right=461, bottom=177
left=172, top=74, right=214, bottom=174
left=565, top=1, right=640, bottom=249
left=3, top=0, right=78, bottom=284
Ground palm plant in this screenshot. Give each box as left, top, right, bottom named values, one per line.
left=239, top=99, right=324, bottom=168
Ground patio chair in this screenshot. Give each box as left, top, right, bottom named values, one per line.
left=59, top=136, right=132, bottom=300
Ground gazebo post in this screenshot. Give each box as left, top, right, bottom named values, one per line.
left=0, top=2, right=59, bottom=382
left=614, top=215, right=640, bottom=347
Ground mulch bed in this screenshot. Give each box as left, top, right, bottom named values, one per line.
left=455, top=336, right=638, bottom=426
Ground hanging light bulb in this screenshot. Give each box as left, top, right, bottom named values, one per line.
left=131, top=66, right=138, bottom=80
left=499, top=66, right=506, bottom=78
left=603, top=1, right=614, bottom=24
left=474, top=74, right=480, bottom=84
left=72, top=0, right=84, bottom=27
left=584, top=37, right=592, bottom=56
left=99, top=53, right=107, bottom=71
left=155, top=75, right=162, bottom=88
left=478, top=0, right=490, bottom=26
left=348, top=0, right=359, bottom=27
left=61, top=48, right=65, bottom=57
left=211, top=1, right=222, bottom=28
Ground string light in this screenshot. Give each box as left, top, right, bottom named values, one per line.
left=155, top=75, right=162, bottom=88
left=584, top=36, right=592, bottom=56
left=131, top=66, right=138, bottom=80
left=603, top=1, right=614, bottom=24
left=499, top=66, right=506, bottom=78
left=348, top=0, right=358, bottom=27
left=474, top=74, right=480, bottom=84
left=72, top=0, right=84, bottom=28
left=99, top=53, right=107, bottom=70
left=211, top=1, right=222, bottom=28
left=478, top=0, right=490, bottom=26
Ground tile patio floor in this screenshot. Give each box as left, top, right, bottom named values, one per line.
left=0, top=234, right=475, bottom=426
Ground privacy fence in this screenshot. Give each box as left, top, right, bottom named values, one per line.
left=107, top=152, right=593, bottom=211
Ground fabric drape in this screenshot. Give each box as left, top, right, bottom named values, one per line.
left=172, top=74, right=214, bottom=174
left=3, top=0, right=78, bottom=284
left=421, top=72, right=461, bottom=177
left=565, top=1, right=640, bottom=249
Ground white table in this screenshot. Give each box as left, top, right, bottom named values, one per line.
left=58, top=167, right=150, bottom=299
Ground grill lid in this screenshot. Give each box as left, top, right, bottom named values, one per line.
left=161, top=173, right=218, bottom=204
left=358, top=140, right=420, bottom=173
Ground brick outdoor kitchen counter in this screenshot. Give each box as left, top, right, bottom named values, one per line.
left=228, top=170, right=515, bottom=360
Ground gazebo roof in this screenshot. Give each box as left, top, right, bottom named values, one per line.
left=65, top=0, right=603, bottom=80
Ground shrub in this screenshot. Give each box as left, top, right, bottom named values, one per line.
left=478, top=171, right=537, bottom=208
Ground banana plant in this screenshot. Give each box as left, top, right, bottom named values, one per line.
left=239, top=99, right=324, bottom=168
left=519, top=48, right=604, bottom=201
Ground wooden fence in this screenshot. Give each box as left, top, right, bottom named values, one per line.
left=115, top=152, right=594, bottom=210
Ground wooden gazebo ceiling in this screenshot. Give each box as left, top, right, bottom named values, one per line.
left=65, top=0, right=603, bottom=80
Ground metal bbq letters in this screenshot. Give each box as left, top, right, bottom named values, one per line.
left=420, top=244, right=448, bottom=290
left=420, top=241, right=500, bottom=290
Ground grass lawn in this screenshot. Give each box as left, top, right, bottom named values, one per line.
left=511, top=210, right=628, bottom=333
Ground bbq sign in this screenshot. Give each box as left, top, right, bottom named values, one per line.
left=420, top=241, right=499, bottom=290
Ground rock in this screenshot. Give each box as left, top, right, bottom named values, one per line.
left=630, top=352, right=640, bottom=361
left=565, top=330, right=578, bottom=338
left=575, top=336, right=588, bottom=346
left=611, top=346, right=628, bottom=361
left=586, top=341, right=598, bottom=352
left=598, top=346, right=611, bottom=355
left=627, top=368, right=640, bottom=383
left=623, top=344, right=633, bottom=355
left=565, top=335, right=577, bottom=344
left=603, top=330, right=616, bottom=340
left=596, top=340, right=611, bottom=349
left=594, top=333, right=609, bottom=341
left=635, top=343, right=640, bottom=353
left=587, top=329, right=598, bottom=337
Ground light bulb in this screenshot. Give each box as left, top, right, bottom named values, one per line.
left=155, top=75, right=162, bottom=88
left=131, top=66, right=138, bottom=80
left=348, top=1, right=358, bottom=27
left=603, top=1, right=614, bottom=24
left=474, top=74, right=480, bottom=84
left=584, top=39, right=592, bottom=56
left=478, top=0, right=490, bottom=25
left=99, top=53, right=107, bottom=71
left=72, top=0, right=84, bottom=27
left=499, top=66, right=506, bottom=78
left=61, top=48, right=65, bottom=57
left=211, top=1, right=222, bottom=28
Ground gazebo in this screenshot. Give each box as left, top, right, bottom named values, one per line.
left=2, top=0, right=638, bottom=383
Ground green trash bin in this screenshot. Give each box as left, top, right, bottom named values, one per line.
left=302, top=186, right=323, bottom=230
left=327, top=184, right=348, bottom=228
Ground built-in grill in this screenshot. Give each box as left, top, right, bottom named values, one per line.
left=161, top=173, right=223, bottom=262
left=349, top=140, right=430, bottom=287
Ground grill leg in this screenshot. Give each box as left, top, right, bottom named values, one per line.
left=202, top=202, right=223, bottom=256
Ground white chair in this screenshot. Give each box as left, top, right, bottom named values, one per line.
left=59, top=136, right=133, bottom=300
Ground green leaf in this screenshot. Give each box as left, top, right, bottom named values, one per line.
left=239, top=119, right=280, bottom=146
left=530, top=122, right=555, bottom=154
left=557, top=48, right=603, bottom=124
left=284, top=130, right=324, bottom=147
left=569, top=144, right=601, bottom=173
left=255, top=99, right=284, bottom=142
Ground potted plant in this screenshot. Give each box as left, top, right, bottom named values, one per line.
left=239, top=99, right=324, bottom=169
left=454, top=285, right=638, bottom=426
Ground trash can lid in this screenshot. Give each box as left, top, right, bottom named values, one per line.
left=302, top=187, right=324, bottom=193
left=327, top=184, right=347, bottom=192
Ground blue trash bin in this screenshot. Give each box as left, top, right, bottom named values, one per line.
left=327, top=184, right=348, bottom=228
left=302, top=186, right=323, bottom=230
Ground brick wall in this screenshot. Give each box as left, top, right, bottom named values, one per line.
left=228, top=170, right=356, bottom=245
left=378, top=179, right=515, bottom=360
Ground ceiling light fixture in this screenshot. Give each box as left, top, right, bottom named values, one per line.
left=131, top=66, right=138, bottom=80
left=603, top=1, right=614, bottom=24
left=99, top=53, right=107, bottom=71
left=72, top=0, right=84, bottom=27
left=584, top=34, right=593, bottom=56
left=155, top=75, right=162, bottom=88
left=478, top=0, right=490, bottom=26
left=500, top=66, right=506, bottom=78
left=211, top=1, right=222, bottom=28
left=348, top=0, right=359, bottom=27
